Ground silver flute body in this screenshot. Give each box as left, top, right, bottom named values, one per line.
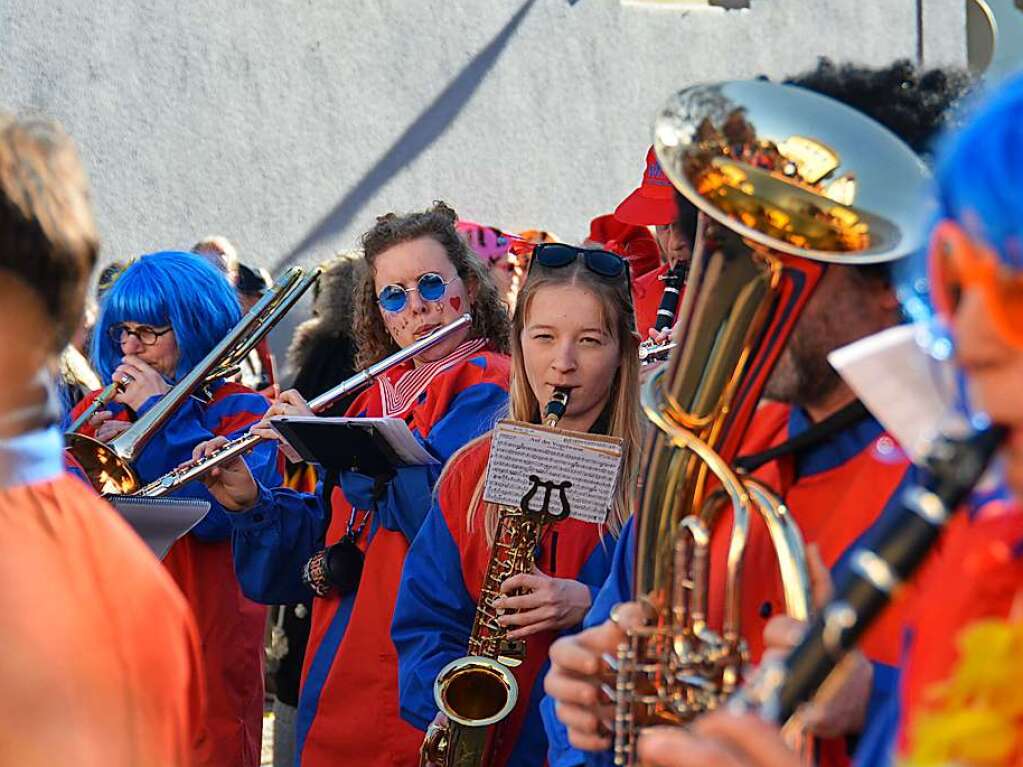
left=129, top=314, right=473, bottom=498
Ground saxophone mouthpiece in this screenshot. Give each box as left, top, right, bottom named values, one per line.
left=543, top=387, right=571, bottom=427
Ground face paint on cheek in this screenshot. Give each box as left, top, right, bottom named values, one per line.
left=449, top=295, right=462, bottom=312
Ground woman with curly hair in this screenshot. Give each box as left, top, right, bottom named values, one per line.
left=195, top=201, right=511, bottom=767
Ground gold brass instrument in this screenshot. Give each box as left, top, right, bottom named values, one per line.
left=606, top=80, right=932, bottom=765
left=420, top=388, right=571, bottom=767
left=65, top=266, right=320, bottom=494
left=66, top=373, right=130, bottom=434
left=127, top=314, right=474, bottom=498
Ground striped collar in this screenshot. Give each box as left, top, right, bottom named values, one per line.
left=377, top=337, right=487, bottom=418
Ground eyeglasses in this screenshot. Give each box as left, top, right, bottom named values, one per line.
left=108, top=323, right=174, bottom=346
left=530, top=243, right=631, bottom=283
left=376, top=272, right=454, bottom=313
left=929, top=220, right=1023, bottom=349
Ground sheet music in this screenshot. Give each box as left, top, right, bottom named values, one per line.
left=483, top=419, right=624, bottom=524
left=828, top=323, right=955, bottom=465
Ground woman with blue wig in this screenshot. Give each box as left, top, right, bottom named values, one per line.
left=611, top=76, right=1023, bottom=767
left=68, top=250, right=280, bottom=767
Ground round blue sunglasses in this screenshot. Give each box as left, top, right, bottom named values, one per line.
left=376, top=272, right=454, bottom=313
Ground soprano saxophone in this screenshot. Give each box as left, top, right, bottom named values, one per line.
left=420, top=388, right=571, bottom=767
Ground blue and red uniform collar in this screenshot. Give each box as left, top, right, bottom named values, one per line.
left=787, top=404, right=887, bottom=478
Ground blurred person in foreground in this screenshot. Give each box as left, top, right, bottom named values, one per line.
left=0, top=113, right=204, bottom=765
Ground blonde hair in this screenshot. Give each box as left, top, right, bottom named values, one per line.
left=462, top=255, right=643, bottom=541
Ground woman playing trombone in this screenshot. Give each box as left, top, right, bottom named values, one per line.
left=195, top=202, right=512, bottom=767
left=67, top=250, right=278, bottom=767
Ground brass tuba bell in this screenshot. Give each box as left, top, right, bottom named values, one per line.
left=606, top=80, right=931, bottom=765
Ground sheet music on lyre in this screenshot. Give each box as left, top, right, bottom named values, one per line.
left=483, top=419, right=624, bottom=524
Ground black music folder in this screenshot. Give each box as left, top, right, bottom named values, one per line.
left=268, top=416, right=439, bottom=474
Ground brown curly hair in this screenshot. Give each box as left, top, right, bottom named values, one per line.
left=354, top=201, right=510, bottom=368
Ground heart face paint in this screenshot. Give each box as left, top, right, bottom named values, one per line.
left=450, top=296, right=462, bottom=312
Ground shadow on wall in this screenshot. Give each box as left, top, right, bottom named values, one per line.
left=273, top=0, right=537, bottom=273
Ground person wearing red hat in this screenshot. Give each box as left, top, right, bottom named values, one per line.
left=583, top=214, right=660, bottom=280
left=613, top=146, right=696, bottom=341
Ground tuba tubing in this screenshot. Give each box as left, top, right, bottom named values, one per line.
left=607, top=78, right=932, bottom=766
left=129, top=314, right=474, bottom=498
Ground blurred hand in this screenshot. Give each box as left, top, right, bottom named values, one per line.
left=493, top=566, right=592, bottom=639
left=759, top=545, right=872, bottom=738
left=189, top=435, right=259, bottom=511
left=636, top=712, right=800, bottom=767
left=91, top=410, right=131, bottom=442
left=544, top=601, right=646, bottom=752
left=112, top=355, right=170, bottom=411
left=647, top=326, right=671, bottom=345
left=251, top=388, right=313, bottom=462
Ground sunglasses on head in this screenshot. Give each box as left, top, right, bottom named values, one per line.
left=929, top=219, right=1023, bottom=350
left=376, top=272, right=454, bottom=313
left=529, top=243, right=631, bottom=283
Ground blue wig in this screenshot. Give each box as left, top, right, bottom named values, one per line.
left=92, top=251, right=241, bottom=383
left=933, top=73, right=1023, bottom=271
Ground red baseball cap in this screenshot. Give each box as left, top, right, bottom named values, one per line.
left=586, top=213, right=660, bottom=278
left=613, top=146, right=677, bottom=227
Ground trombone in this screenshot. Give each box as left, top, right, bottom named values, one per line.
left=66, top=266, right=320, bottom=495
left=123, top=314, right=474, bottom=498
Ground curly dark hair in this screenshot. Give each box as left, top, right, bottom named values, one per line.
left=354, top=201, right=511, bottom=368
left=785, top=58, right=971, bottom=286
left=785, top=58, right=971, bottom=158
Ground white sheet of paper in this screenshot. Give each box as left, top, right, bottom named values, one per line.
left=106, top=496, right=210, bottom=559
left=828, top=324, right=954, bottom=465
left=483, top=420, right=624, bottom=524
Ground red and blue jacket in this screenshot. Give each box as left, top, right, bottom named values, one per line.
left=68, top=379, right=277, bottom=767
left=227, top=348, right=510, bottom=767
left=851, top=498, right=1023, bottom=767
left=544, top=402, right=914, bottom=767
left=393, top=436, right=620, bottom=766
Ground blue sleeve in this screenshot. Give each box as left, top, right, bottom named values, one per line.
left=585, top=516, right=635, bottom=629
left=228, top=482, right=326, bottom=604
left=853, top=663, right=900, bottom=767
left=543, top=523, right=631, bottom=767
left=392, top=502, right=478, bottom=730
left=133, top=390, right=280, bottom=542
left=341, top=380, right=506, bottom=543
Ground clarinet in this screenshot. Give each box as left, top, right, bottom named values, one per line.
left=741, top=422, right=1007, bottom=725
left=654, top=260, right=688, bottom=332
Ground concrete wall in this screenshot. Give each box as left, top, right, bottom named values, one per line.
left=0, top=0, right=965, bottom=368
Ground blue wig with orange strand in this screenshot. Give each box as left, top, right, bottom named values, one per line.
left=92, top=251, right=241, bottom=383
